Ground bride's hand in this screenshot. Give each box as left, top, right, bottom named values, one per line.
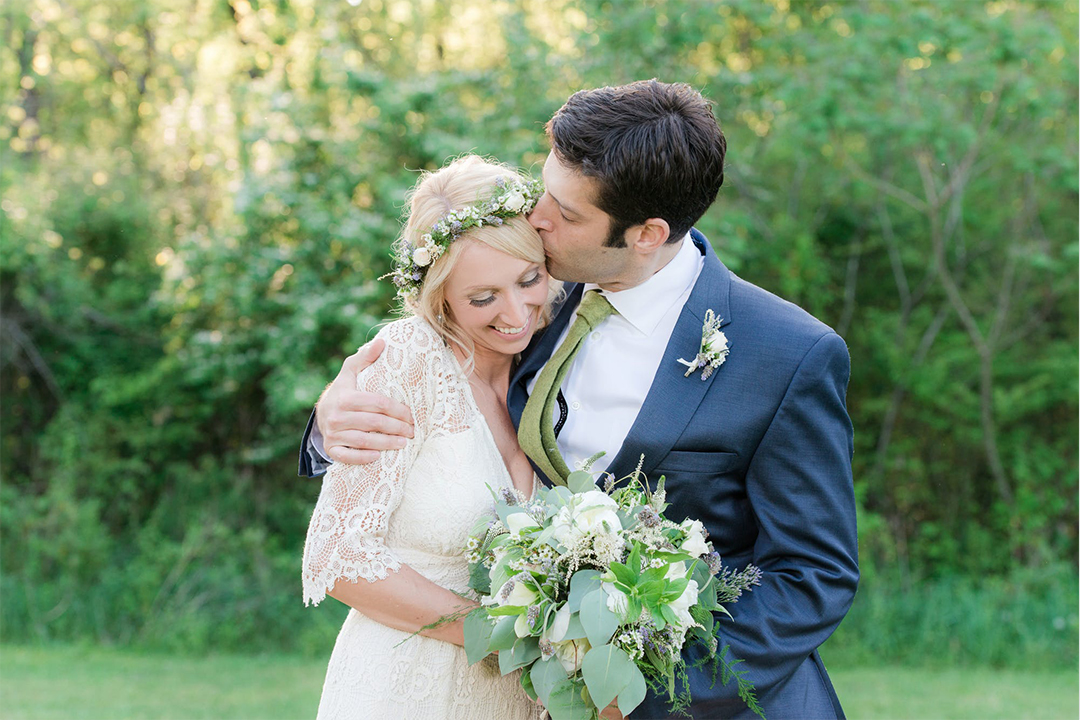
left=316, top=339, right=415, bottom=464
left=598, top=703, right=624, bottom=720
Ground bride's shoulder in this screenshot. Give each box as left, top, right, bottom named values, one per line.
left=370, top=315, right=451, bottom=369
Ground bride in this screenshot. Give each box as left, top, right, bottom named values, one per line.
left=301, top=155, right=554, bottom=720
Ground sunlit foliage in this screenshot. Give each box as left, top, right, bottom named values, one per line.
left=1, top=0, right=1076, bottom=657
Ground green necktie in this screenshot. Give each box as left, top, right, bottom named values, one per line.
left=518, top=290, right=616, bottom=485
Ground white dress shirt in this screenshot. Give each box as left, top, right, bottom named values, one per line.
left=529, top=234, right=703, bottom=474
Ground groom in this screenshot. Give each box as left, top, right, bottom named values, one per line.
left=300, top=80, right=858, bottom=719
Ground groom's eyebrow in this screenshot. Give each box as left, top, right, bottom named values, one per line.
left=548, top=190, right=583, bottom=218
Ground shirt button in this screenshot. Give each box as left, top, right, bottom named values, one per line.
left=590, top=331, right=601, bottom=341
left=571, top=401, right=581, bottom=411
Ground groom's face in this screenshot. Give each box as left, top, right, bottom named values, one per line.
left=529, top=152, right=634, bottom=285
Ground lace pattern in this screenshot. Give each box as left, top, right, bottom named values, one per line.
left=302, top=317, right=447, bottom=604
left=301, top=316, right=541, bottom=719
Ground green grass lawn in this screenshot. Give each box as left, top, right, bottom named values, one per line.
left=1, top=644, right=1076, bottom=719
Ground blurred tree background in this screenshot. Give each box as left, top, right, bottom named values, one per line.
left=1, top=0, right=1076, bottom=668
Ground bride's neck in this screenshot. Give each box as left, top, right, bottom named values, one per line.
left=454, top=345, right=512, bottom=394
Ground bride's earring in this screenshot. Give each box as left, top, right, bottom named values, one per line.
left=436, top=313, right=444, bottom=323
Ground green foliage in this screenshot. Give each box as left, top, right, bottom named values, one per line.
left=1, top=0, right=1076, bottom=661
left=824, top=563, right=1079, bottom=670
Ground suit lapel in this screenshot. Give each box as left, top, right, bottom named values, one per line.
left=606, top=230, right=733, bottom=479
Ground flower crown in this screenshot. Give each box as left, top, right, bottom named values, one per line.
left=386, top=175, right=545, bottom=300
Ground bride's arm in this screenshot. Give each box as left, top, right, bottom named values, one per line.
left=327, top=567, right=478, bottom=646
left=303, top=322, right=476, bottom=645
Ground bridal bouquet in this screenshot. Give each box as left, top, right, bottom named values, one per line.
left=462, top=462, right=764, bottom=720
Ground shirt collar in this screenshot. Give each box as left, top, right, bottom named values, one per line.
left=583, top=233, right=702, bottom=335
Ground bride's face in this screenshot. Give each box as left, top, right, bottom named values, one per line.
left=443, top=239, right=550, bottom=360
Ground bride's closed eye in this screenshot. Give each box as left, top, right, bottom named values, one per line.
left=468, top=269, right=544, bottom=307
left=469, top=294, right=495, bottom=307
left=519, top=272, right=542, bottom=288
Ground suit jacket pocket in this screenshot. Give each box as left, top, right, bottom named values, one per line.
left=660, top=449, right=740, bottom=474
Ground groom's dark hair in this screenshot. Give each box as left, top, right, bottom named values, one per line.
left=545, top=79, right=726, bottom=248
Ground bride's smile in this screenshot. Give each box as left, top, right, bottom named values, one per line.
left=442, top=239, right=550, bottom=360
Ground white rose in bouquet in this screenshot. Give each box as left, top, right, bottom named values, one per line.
left=679, top=518, right=710, bottom=558
left=667, top=577, right=700, bottom=631
left=602, top=581, right=630, bottom=619
left=551, top=490, right=622, bottom=547
left=506, top=511, right=540, bottom=539
left=553, top=637, right=591, bottom=674
left=665, top=561, right=687, bottom=580
left=492, top=574, right=537, bottom=608
left=545, top=604, right=572, bottom=644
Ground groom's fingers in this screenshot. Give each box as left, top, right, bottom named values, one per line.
left=342, top=338, right=386, bottom=378
left=325, top=426, right=413, bottom=463
left=325, top=446, right=381, bottom=465
left=338, top=391, right=414, bottom=431
left=330, top=429, right=411, bottom=453
left=317, top=339, right=415, bottom=443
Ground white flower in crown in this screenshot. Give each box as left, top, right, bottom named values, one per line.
left=677, top=309, right=730, bottom=380
left=503, top=190, right=527, bottom=213
left=412, top=246, right=432, bottom=267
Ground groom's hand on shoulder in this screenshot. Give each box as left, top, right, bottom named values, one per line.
left=316, top=339, right=415, bottom=465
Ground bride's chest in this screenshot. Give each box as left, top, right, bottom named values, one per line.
left=385, top=426, right=508, bottom=553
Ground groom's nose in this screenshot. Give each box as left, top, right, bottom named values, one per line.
left=528, top=194, right=554, bottom=233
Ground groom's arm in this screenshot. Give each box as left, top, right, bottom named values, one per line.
left=708, top=331, right=859, bottom=709
left=297, top=339, right=416, bottom=477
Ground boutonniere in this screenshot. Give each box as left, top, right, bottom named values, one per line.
left=677, top=309, right=729, bottom=380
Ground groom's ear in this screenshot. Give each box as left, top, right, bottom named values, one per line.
left=627, top=217, right=671, bottom=254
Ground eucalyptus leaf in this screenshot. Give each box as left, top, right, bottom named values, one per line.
left=467, top=557, right=491, bottom=596
left=617, top=662, right=648, bottom=715
left=463, top=608, right=494, bottom=665
left=546, top=678, right=592, bottom=720
left=581, top=643, right=633, bottom=710
left=562, top=611, right=588, bottom=641
left=567, top=569, right=602, bottom=612
left=579, top=588, right=620, bottom=647
left=691, top=561, right=713, bottom=588
left=520, top=666, right=538, bottom=701
left=530, top=656, right=568, bottom=706
left=488, top=616, right=518, bottom=652
left=698, top=577, right=719, bottom=611
left=490, top=547, right=522, bottom=590
left=495, top=502, right=518, bottom=526
left=566, top=470, right=597, bottom=494
left=547, top=486, right=574, bottom=507
left=499, top=636, right=541, bottom=674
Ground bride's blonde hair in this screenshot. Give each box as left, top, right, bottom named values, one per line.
left=396, top=155, right=561, bottom=362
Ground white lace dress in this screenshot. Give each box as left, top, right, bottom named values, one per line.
left=302, top=316, right=542, bottom=720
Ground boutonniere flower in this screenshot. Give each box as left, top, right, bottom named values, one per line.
left=677, top=309, right=729, bottom=380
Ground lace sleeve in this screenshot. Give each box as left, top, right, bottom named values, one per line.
left=301, top=319, right=439, bottom=607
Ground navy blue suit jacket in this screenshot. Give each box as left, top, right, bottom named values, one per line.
left=508, top=230, right=858, bottom=719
